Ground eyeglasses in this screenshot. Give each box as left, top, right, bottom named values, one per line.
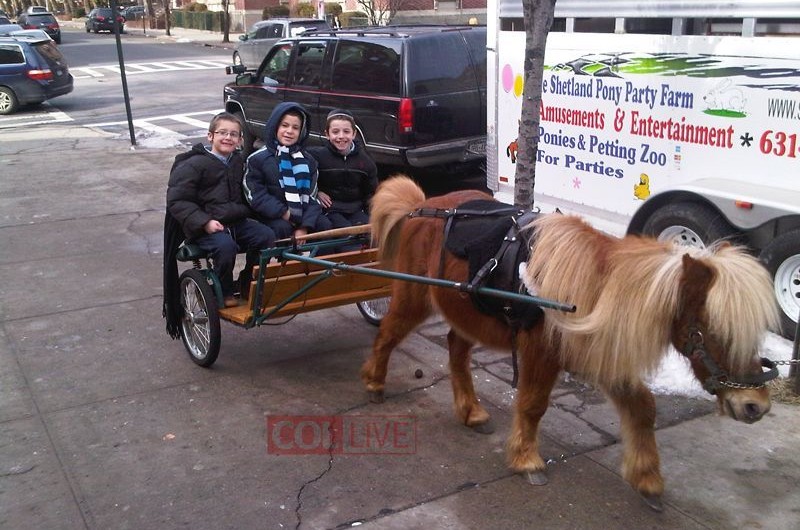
left=213, top=130, right=242, bottom=139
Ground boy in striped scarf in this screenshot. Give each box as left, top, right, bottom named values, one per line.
left=244, top=102, right=331, bottom=239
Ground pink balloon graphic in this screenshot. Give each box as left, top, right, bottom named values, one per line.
left=502, top=64, right=514, bottom=93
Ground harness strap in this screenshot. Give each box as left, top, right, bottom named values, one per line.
left=438, top=214, right=456, bottom=278
left=510, top=327, right=519, bottom=388
left=408, top=206, right=522, bottom=220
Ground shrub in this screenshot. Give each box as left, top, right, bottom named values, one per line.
left=295, top=3, right=316, bottom=18
left=262, top=5, right=290, bottom=19
left=339, top=12, right=369, bottom=27
left=185, top=2, right=208, bottom=12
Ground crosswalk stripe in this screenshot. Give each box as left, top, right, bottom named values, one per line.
left=133, top=120, right=188, bottom=138
left=71, top=60, right=229, bottom=79
left=169, top=115, right=213, bottom=128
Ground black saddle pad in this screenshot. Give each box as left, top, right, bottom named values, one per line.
left=444, top=199, right=520, bottom=277
left=442, top=200, right=543, bottom=329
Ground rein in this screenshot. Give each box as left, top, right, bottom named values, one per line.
left=681, top=326, right=779, bottom=394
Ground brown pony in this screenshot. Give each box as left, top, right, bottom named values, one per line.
left=361, top=176, right=779, bottom=510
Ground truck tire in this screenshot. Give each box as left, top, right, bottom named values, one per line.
left=641, top=202, right=740, bottom=248
left=234, top=111, right=255, bottom=157
left=759, top=229, right=800, bottom=341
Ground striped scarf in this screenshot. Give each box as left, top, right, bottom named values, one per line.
left=277, top=145, right=312, bottom=224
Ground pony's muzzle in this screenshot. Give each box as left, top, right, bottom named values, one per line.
left=720, top=388, right=771, bottom=424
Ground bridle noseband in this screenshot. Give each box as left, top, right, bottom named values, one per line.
left=680, top=326, right=778, bottom=394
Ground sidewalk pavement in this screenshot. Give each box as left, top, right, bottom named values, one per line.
left=61, top=17, right=243, bottom=49
left=1, top=124, right=800, bottom=527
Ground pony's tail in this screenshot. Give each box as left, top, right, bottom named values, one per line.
left=370, top=174, right=426, bottom=266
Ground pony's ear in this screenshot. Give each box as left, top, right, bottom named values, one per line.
left=715, top=241, right=732, bottom=250
left=679, top=253, right=715, bottom=313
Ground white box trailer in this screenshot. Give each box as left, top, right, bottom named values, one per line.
left=486, top=0, right=800, bottom=339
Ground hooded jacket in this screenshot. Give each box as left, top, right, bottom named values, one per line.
left=166, top=143, right=251, bottom=239
left=243, top=102, right=322, bottom=229
left=308, top=139, right=378, bottom=215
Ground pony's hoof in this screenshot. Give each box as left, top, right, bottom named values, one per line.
left=469, top=420, right=495, bottom=435
left=525, top=471, right=548, bottom=486
left=367, top=390, right=385, bottom=404
left=640, top=493, right=663, bottom=512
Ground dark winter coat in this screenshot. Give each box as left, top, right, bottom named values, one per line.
left=308, top=139, right=378, bottom=215
left=243, top=102, right=322, bottom=230
left=166, top=144, right=251, bottom=239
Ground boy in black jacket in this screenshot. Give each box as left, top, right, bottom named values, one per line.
left=166, top=112, right=275, bottom=307
left=308, top=109, right=378, bottom=229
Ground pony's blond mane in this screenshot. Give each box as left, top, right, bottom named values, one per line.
left=522, top=215, right=778, bottom=386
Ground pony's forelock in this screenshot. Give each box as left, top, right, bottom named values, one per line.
left=702, top=244, right=780, bottom=372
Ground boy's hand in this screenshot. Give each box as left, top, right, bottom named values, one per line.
left=293, top=228, right=308, bottom=238
left=318, top=191, right=332, bottom=209
left=204, top=220, right=225, bottom=234
left=282, top=209, right=291, bottom=221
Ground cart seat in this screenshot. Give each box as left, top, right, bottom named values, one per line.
left=176, top=243, right=208, bottom=262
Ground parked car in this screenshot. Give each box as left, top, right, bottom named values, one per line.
left=26, top=6, right=49, bottom=14
left=121, top=6, right=145, bottom=21
left=85, top=7, right=125, bottom=33
left=224, top=25, right=487, bottom=168
left=16, top=11, right=60, bottom=43
left=233, top=18, right=330, bottom=70
left=0, top=33, right=73, bottom=114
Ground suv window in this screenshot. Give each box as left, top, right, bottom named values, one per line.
left=31, top=40, right=65, bottom=67
left=0, top=43, right=24, bottom=65
left=289, top=22, right=321, bottom=37
left=266, top=24, right=283, bottom=38
left=262, top=43, right=292, bottom=84
left=408, top=33, right=477, bottom=96
left=289, top=41, right=326, bottom=87
left=331, top=41, right=401, bottom=95
left=25, top=13, right=57, bottom=24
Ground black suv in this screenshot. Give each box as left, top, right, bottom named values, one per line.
left=16, top=11, right=60, bottom=43
left=223, top=25, right=486, bottom=168
left=85, top=7, right=124, bottom=33
left=0, top=33, right=73, bottom=114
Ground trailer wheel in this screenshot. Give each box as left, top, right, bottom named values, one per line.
left=642, top=202, right=740, bottom=248
left=179, top=269, right=221, bottom=367
left=356, top=297, right=391, bottom=327
left=759, top=229, right=800, bottom=341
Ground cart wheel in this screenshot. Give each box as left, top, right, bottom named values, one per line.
left=356, top=297, right=391, bottom=326
left=179, top=269, right=221, bottom=367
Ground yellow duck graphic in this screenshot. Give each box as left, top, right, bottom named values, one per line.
left=634, top=173, right=651, bottom=200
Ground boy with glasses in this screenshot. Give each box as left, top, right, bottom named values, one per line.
left=165, top=112, right=275, bottom=310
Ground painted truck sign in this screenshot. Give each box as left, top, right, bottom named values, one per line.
left=486, top=6, right=800, bottom=339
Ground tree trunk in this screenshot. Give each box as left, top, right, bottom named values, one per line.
left=164, top=0, right=170, bottom=36
left=513, top=0, right=556, bottom=208
left=222, top=0, right=230, bottom=43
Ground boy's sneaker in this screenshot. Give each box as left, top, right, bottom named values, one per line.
left=223, top=296, right=238, bottom=308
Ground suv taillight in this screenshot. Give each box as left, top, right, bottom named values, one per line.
left=398, top=98, right=413, bottom=134
left=27, top=69, right=53, bottom=81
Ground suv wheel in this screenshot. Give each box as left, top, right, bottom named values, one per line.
left=0, top=87, right=19, bottom=115
left=234, top=111, right=255, bottom=156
